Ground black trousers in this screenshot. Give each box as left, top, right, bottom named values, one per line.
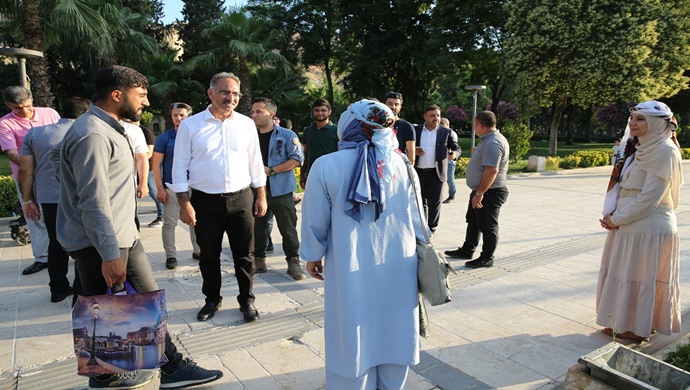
left=254, top=192, right=299, bottom=260
left=191, top=187, right=255, bottom=306
left=68, top=241, right=183, bottom=373
left=42, top=203, right=80, bottom=297
left=415, top=167, right=444, bottom=231
left=461, top=187, right=509, bottom=260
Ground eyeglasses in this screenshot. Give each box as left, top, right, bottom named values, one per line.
left=386, top=91, right=402, bottom=99
left=217, top=90, right=242, bottom=99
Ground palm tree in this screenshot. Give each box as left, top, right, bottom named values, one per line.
left=0, top=0, right=158, bottom=107
left=184, top=11, right=292, bottom=115
left=142, top=52, right=206, bottom=112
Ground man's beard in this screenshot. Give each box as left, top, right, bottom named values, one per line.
left=120, top=95, right=142, bottom=122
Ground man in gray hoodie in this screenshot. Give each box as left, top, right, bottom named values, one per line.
left=56, top=65, right=223, bottom=390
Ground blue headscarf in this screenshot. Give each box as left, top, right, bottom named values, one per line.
left=337, top=99, right=398, bottom=222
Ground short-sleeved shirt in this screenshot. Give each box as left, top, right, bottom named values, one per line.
left=465, top=130, right=509, bottom=190
left=123, top=122, right=148, bottom=154
left=393, top=118, right=415, bottom=154
left=0, top=107, right=60, bottom=179
left=153, top=128, right=178, bottom=188
left=301, top=121, right=338, bottom=176
left=20, top=118, right=73, bottom=203
left=142, top=126, right=155, bottom=170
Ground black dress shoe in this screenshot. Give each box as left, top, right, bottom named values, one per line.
left=465, top=258, right=494, bottom=268
left=240, top=302, right=260, bottom=322
left=444, top=248, right=474, bottom=259
left=197, top=298, right=222, bottom=321
left=166, top=257, right=177, bottom=269
left=51, top=287, right=74, bottom=303
left=192, top=252, right=201, bottom=261
left=22, top=262, right=48, bottom=275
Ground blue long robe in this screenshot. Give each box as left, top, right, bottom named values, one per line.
left=300, top=148, right=423, bottom=379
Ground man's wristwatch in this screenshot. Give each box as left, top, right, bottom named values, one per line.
left=475, top=192, right=484, bottom=197
left=269, top=167, right=276, bottom=176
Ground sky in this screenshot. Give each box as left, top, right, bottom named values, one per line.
left=161, top=0, right=247, bottom=24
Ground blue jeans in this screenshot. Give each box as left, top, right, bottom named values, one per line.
left=148, top=171, right=164, bottom=218
left=447, top=160, right=457, bottom=199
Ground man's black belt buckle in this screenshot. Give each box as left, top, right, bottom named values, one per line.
left=220, top=186, right=249, bottom=197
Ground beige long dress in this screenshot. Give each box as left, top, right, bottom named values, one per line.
left=596, top=158, right=681, bottom=337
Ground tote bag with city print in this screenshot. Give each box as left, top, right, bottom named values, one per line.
left=72, top=281, right=168, bottom=376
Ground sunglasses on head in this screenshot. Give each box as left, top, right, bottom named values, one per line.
left=386, top=91, right=402, bottom=99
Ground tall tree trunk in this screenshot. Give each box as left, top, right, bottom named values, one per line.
left=23, top=0, right=54, bottom=107
left=238, top=56, right=251, bottom=116
left=548, top=96, right=567, bottom=156
left=564, top=104, right=574, bottom=145
left=583, top=106, right=593, bottom=143
left=324, top=1, right=334, bottom=105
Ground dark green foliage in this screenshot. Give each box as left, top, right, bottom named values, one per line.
left=664, top=339, right=690, bottom=372
left=0, top=176, right=17, bottom=217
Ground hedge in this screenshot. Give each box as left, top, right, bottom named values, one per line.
left=681, top=148, right=690, bottom=160
left=560, top=150, right=611, bottom=169
left=0, top=175, right=17, bottom=217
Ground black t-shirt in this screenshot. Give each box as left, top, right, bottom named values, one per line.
left=393, top=119, right=415, bottom=154
left=258, top=130, right=273, bottom=167
left=142, top=126, right=155, bottom=171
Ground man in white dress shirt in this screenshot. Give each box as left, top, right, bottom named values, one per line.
left=171, top=72, right=267, bottom=323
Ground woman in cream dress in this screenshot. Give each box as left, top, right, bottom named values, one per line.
left=598, top=100, right=683, bottom=342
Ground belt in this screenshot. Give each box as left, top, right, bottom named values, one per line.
left=192, top=186, right=250, bottom=197
left=619, top=187, right=641, bottom=197
left=416, top=168, right=436, bottom=172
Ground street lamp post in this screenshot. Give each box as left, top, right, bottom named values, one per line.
left=0, top=48, right=44, bottom=89
left=87, top=302, right=99, bottom=366
left=464, top=85, right=486, bottom=147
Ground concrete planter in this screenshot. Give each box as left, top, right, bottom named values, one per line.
left=578, top=342, right=690, bottom=390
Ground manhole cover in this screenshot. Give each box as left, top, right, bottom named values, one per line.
left=174, top=266, right=237, bottom=287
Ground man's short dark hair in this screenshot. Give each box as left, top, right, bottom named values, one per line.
left=424, top=104, right=441, bottom=114
left=94, top=65, right=149, bottom=102
left=253, top=97, right=278, bottom=114
left=170, top=102, right=193, bottom=114
left=475, top=110, right=497, bottom=128
left=385, top=91, right=403, bottom=102
left=3, top=86, right=32, bottom=104
left=62, top=97, right=90, bottom=119
left=279, top=118, right=292, bottom=130
left=312, top=98, right=331, bottom=110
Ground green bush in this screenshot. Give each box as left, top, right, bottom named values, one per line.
left=560, top=155, right=581, bottom=169
left=0, top=175, right=17, bottom=217
left=545, top=156, right=560, bottom=171
left=664, top=338, right=690, bottom=372
left=502, top=121, right=534, bottom=162
left=294, top=167, right=303, bottom=193
left=455, top=157, right=470, bottom=178
left=560, top=150, right=611, bottom=169
left=681, top=148, right=690, bottom=160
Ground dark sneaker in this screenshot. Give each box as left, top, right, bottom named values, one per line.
left=255, top=257, right=267, bottom=273
left=160, top=358, right=223, bottom=389
left=442, top=197, right=455, bottom=204
left=444, top=248, right=474, bottom=259
left=240, top=302, right=260, bottom=322
left=265, top=243, right=274, bottom=253
left=88, top=370, right=155, bottom=389
left=148, top=217, right=163, bottom=228
left=192, top=252, right=201, bottom=261
left=286, top=257, right=306, bottom=280
left=166, top=257, right=177, bottom=270
left=465, top=258, right=494, bottom=268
